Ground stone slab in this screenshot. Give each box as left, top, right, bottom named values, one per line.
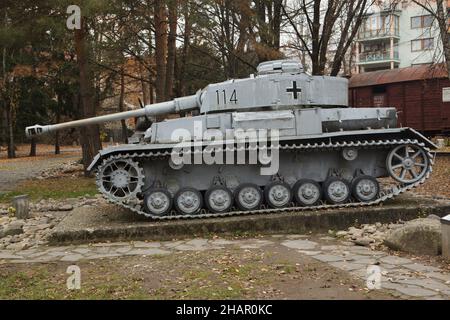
left=281, top=239, right=318, bottom=250
left=442, top=216, right=450, bottom=259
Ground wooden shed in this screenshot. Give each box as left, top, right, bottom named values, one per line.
left=349, top=64, right=450, bottom=135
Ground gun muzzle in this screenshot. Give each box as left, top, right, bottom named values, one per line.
left=26, top=125, right=50, bottom=137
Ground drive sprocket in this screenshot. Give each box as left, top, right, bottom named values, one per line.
left=96, top=157, right=145, bottom=202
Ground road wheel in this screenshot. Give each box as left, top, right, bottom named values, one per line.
left=323, top=177, right=351, bottom=204
left=205, top=186, right=234, bottom=213
left=293, top=179, right=322, bottom=206
left=234, top=183, right=263, bottom=211
left=174, top=187, right=203, bottom=215
left=143, top=188, right=172, bottom=216
left=264, top=181, right=292, bottom=208
left=352, top=175, right=379, bottom=202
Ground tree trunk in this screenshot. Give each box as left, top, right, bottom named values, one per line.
left=255, top=0, right=267, bottom=45
left=150, top=83, right=154, bottom=104
left=272, top=0, right=282, bottom=50
left=283, top=0, right=367, bottom=76
left=139, top=62, right=149, bottom=105
left=119, top=68, right=128, bottom=143
left=74, top=19, right=102, bottom=176
left=436, top=0, right=450, bottom=80
left=7, top=104, right=15, bottom=159
left=55, top=132, right=60, bottom=155
left=55, top=105, right=60, bottom=155
left=165, top=0, right=177, bottom=100
left=329, top=1, right=367, bottom=76
left=0, top=108, right=6, bottom=148
left=146, top=7, right=154, bottom=105
left=154, top=0, right=168, bottom=102
left=311, top=0, right=322, bottom=75
left=29, top=138, right=36, bottom=157
left=412, top=0, right=450, bottom=79
left=179, top=1, right=191, bottom=96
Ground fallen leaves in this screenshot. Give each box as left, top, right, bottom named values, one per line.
left=415, top=157, right=450, bottom=198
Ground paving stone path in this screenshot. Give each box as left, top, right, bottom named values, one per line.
left=1, top=235, right=449, bottom=299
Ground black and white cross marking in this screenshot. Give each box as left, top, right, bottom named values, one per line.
left=286, top=81, right=301, bottom=99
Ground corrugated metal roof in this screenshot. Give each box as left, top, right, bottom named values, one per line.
left=349, top=63, right=448, bottom=88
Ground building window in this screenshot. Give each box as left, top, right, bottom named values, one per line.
left=411, top=15, right=433, bottom=29
left=423, top=15, right=433, bottom=27
left=411, top=38, right=434, bottom=51
left=411, top=16, right=421, bottom=28
left=359, top=14, right=399, bottom=38
left=423, top=38, right=434, bottom=49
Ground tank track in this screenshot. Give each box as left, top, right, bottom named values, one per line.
left=97, top=138, right=434, bottom=220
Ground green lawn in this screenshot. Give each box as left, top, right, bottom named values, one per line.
left=0, top=265, right=147, bottom=300
left=0, top=177, right=98, bottom=204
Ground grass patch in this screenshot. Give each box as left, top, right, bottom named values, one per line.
left=145, top=249, right=276, bottom=299
left=175, top=268, right=249, bottom=299
left=0, top=177, right=98, bottom=203
left=0, top=265, right=147, bottom=300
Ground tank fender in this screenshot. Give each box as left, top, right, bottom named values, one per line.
left=87, top=153, right=102, bottom=172
left=86, top=127, right=437, bottom=173
left=405, top=128, right=437, bottom=149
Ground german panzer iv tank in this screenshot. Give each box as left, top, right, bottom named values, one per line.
left=26, top=60, right=436, bottom=219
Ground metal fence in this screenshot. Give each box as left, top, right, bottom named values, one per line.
left=357, top=29, right=399, bottom=40
left=359, top=50, right=399, bottom=63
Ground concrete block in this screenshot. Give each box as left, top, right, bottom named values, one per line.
left=441, top=215, right=450, bottom=260
left=48, top=194, right=450, bottom=245
left=12, top=195, right=29, bottom=219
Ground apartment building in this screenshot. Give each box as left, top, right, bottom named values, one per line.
left=355, top=0, right=443, bottom=73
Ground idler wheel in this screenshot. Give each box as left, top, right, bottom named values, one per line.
left=234, top=183, right=263, bottom=211
left=386, top=144, right=429, bottom=184
left=143, top=188, right=172, bottom=216
left=205, top=186, right=234, bottom=213
left=352, top=175, right=379, bottom=202
left=264, top=181, right=292, bottom=208
left=293, top=179, right=322, bottom=206
left=174, top=187, right=203, bottom=215
left=323, top=177, right=351, bottom=204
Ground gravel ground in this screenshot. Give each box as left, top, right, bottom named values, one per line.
left=0, top=148, right=81, bottom=193
left=0, top=144, right=81, bottom=159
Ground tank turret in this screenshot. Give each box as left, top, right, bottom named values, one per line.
left=26, top=60, right=349, bottom=137
left=25, top=59, right=436, bottom=220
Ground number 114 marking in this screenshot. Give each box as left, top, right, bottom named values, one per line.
left=216, top=89, right=238, bottom=104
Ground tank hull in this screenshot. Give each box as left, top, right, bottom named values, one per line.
left=92, top=127, right=435, bottom=219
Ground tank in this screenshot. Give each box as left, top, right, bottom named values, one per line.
left=26, top=60, right=436, bottom=219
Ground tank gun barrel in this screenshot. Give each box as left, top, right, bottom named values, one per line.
left=25, top=93, right=201, bottom=137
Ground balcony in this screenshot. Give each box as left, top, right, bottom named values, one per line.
left=357, top=28, right=400, bottom=41
left=358, top=50, right=400, bottom=64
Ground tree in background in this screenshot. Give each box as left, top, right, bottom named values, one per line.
left=165, top=0, right=177, bottom=100
left=154, top=0, right=168, bottom=102
left=1, top=0, right=371, bottom=163
left=412, top=0, right=450, bottom=80
left=0, top=1, right=58, bottom=158
left=282, top=0, right=371, bottom=76
left=253, top=0, right=284, bottom=60
left=0, top=0, right=82, bottom=158
left=74, top=17, right=102, bottom=175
